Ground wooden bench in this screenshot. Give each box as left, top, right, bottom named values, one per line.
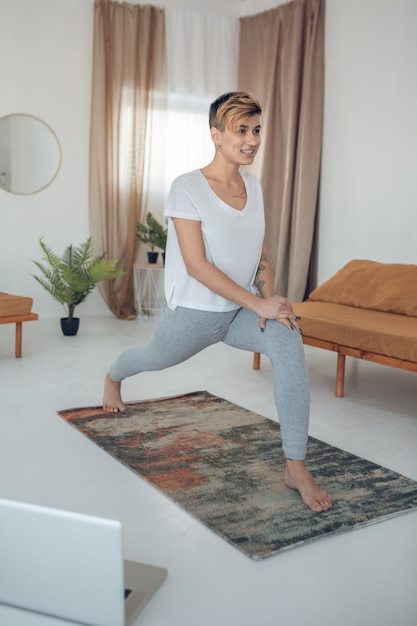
left=253, top=260, right=417, bottom=397
left=253, top=333, right=417, bottom=398
left=0, top=313, right=38, bottom=358
left=0, top=293, right=38, bottom=358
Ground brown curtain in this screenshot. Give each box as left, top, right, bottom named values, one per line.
left=89, top=0, right=166, bottom=319
left=239, top=0, right=325, bottom=301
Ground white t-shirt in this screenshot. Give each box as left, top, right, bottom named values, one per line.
left=164, top=169, right=265, bottom=311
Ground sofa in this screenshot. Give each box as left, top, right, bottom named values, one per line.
left=253, top=260, right=417, bottom=397
left=0, top=292, right=38, bottom=357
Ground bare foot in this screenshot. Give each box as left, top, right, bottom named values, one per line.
left=103, top=373, right=126, bottom=413
left=284, top=459, right=333, bottom=512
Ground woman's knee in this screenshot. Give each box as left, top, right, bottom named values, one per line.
left=263, top=321, right=305, bottom=360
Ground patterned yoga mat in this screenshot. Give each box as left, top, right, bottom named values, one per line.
left=58, top=391, right=417, bottom=560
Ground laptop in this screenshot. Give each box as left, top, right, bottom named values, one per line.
left=0, top=498, right=167, bottom=626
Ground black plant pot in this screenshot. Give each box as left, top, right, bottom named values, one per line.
left=60, top=317, right=80, bottom=336
left=147, top=251, right=159, bottom=264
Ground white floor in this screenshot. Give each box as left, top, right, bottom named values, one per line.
left=1, top=315, right=417, bottom=626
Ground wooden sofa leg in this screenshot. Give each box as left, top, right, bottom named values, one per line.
left=253, top=352, right=261, bottom=370
left=336, top=352, right=345, bottom=397
left=15, top=322, right=23, bottom=358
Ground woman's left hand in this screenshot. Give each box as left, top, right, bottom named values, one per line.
left=258, top=312, right=301, bottom=333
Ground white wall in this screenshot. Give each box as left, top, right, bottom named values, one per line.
left=0, top=0, right=416, bottom=319
left=0, top=0, right=98, bottom=317
left=318, top=0, right=417, bottom=283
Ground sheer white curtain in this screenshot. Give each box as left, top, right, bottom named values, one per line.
left=162, top=8, right=239, bottom=195
left=137, top=8, right=240, bottom=264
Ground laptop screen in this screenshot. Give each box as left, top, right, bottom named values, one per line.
left=0, top=499, right=126, bottom=626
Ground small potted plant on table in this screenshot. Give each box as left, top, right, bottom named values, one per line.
left=136, top=212, right=167, bottom=264
left=33, top=237, right=124, bottom=335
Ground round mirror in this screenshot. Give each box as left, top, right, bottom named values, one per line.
left=0, top=113, right=61, bottom=195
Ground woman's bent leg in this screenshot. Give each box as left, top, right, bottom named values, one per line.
left=223, top=309, right=332, bottom=512
left=223, top=308, right=309, bottom=460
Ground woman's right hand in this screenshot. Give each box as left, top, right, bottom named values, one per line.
left=255, top=295, right=300, bottom=331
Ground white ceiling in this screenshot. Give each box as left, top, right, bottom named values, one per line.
left=151, top=0, right=286, bottom=18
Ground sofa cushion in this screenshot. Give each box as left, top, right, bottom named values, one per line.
left=308, top=259, right=417, bottom=317
left=0, top=293, right=33, bottom=317
left=293, top=301, right=417, bottom=363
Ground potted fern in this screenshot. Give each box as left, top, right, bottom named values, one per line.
left=136, top=212, right=167, bottom=264
left=33, top=237, right=124, bottom=335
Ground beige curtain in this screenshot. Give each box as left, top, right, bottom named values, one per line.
left=239, top=0, right=325, bottom=301
left=89, top=0, right=166, bottom=319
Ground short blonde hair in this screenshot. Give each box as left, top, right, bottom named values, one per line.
left=209, top=92, right=262, bottom=131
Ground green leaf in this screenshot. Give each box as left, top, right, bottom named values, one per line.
left=32, top=237, right=125, bottom=318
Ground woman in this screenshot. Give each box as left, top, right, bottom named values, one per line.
left=103, top=92, right=332, bottom=513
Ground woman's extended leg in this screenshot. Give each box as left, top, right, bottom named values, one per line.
left=103, top=307, right=237, bottom=412
left=223, top=308, right=332, bottom=512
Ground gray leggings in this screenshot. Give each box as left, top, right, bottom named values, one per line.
left=109, top=306, right=310, bottom=460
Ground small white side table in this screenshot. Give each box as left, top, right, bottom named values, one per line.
left=133, top=263, right=165, bottom=324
